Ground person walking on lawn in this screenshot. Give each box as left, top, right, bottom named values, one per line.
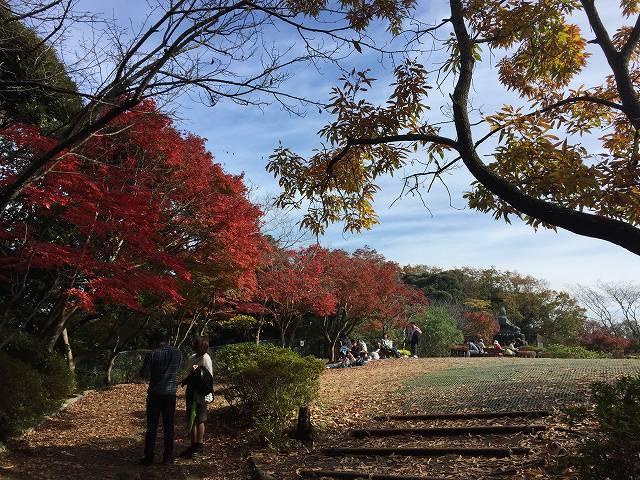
left=406, top=321, right=423, bottom=358
left=139, top=332, right=182, bottom=466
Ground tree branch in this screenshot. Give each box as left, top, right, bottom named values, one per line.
left=450, top=0, right=640, bottom=256
left=621, top=14, right=640, bottom=61
left=326, top=134, right=458, bottom=179
left=581, top=0, right=640, bottom=129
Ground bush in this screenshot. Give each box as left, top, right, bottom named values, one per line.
left=0, top=333, right=75, bottom=440
left=543, top=344, right=606, bottom=359
left=414, top=306, right=464, bottom=357
left=111, top=350, right=151, bottom=385
left=0, top=352, right=49, bottom=440
left=213, top=342, right=325, bottom=444
left=460, top=311, right=499, bottom=342
left=579, top=376, right=640, bottom=479
left=3, top=332, right=75, bottom=401
left=518, top=345, right=544, bottom=352
left=580, top=329, right=633, bottom=355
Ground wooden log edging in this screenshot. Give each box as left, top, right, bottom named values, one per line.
left=373, top=410, right=550, bottom=421
left=299, top=470, right=455, bottom=480
left=322, top=446, right=531, bottom=458
left=483, top=458, right=546, bottom=478
left=249, top=455, right=278, bottom=480
left=351, top=425, right=547, bottom=438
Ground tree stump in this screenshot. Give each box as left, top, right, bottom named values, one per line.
left=295, top=405, right=313, bottom=441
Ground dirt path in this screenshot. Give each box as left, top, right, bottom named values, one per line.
left=0, top=384, right=250, bottom=480
left=0, top=357, right=457, bottom=480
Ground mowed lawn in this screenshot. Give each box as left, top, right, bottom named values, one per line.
left=401, top=357, right=640, bottom=413
left=2, top=357, right=639, bottom=479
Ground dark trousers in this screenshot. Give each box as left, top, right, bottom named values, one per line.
left=411, top=333, right=421, bottom=356
left=144, top=393, right=176, bottom=461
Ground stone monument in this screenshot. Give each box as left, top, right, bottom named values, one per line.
left=493, top=305, right=527, bottom=346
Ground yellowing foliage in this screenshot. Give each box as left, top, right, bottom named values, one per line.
left=269, top=0, right=640, bottom=250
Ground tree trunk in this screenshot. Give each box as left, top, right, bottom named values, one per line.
left=61, top=328, right=75, bottom=371
left=295, top=405, right=313, bottom=441
left=255, top=322, right=262, bottom=345
left=105, top=352, right=117, bottom=386
left=328, top=337, right=339, bottom=362
left=287, top=323, right=299, bottom=348
left=45, top=306, right=77, bottom=352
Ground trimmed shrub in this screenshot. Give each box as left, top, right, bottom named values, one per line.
left=518, top=345, right=544, bottom=352
left=213, top=342, right=325, bottom=444
left=3, top=332, right=75, bottom=402
left=579, top=376, right=640, bottom=479
left=543, top=344, right=606, bottom=359
left=0, top=352, right=48, bottom=440
left=0, top=333, right=75, bottom=440
left=414, top=306, right=464, bottom=357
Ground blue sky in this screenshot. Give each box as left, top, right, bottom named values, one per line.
left=83, top=0, right=639, bottom=290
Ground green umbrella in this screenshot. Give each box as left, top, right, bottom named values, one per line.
left=188, top=399, right=197, bottom=432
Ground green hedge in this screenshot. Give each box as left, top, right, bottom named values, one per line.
left=0, top=333, right=75, bottom=440
left=542, top=344, right=606, bottom=359
left=213, top=342, right=325, bottom=444
left=579, top=376, right=640, bottom=479
left=0, top=352, right=48, bottom=440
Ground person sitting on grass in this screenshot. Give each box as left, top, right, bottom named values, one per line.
left=492, top=340, right=504, bottom=356
left=477, top=338, right=486, bottom=353
left=354, top=351, right=369, bottom=366
left=504, top=342, right=519, bottom=357
left=351, top=339, right=362, bottom=358
left=327, top=345, right=355, bottom=369
left=338, top=333, right=351, bottom=349
left=467, top=340, right=480, bottom=355
left=340, top=343, right=356, bottom=363
left=380, top=333, right=401, bottom=358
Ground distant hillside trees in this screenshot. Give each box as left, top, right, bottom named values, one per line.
left=403, top=266, right=585, bottom=345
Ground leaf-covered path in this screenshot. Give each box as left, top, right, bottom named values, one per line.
left=1, top=383, right=251, bottom=480
left=2, top=358, right=639, bottom=479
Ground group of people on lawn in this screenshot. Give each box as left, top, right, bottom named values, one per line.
left=465, top=337, right=524, bottom=356
left=331, top=321, right=424, bottom=368
left=139, top=333, right=214, bottom=466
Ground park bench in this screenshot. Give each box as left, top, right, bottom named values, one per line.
left=449, top=345, right=500, bottom=357
left=516, top=350, right=537, bottom=358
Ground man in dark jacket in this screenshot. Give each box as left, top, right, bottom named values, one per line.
left=139, top=332, right=182, bottom=465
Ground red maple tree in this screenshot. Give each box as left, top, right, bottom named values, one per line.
left=257, top=245, right=336, bottom=347
left=321, top=247, right=427, bottom=360
left=0, top=101, right=265, bottom=350
left=460, top=311, right=500, bottom=343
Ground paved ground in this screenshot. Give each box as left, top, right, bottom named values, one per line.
left=402, top=358, right=640, bottom=413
